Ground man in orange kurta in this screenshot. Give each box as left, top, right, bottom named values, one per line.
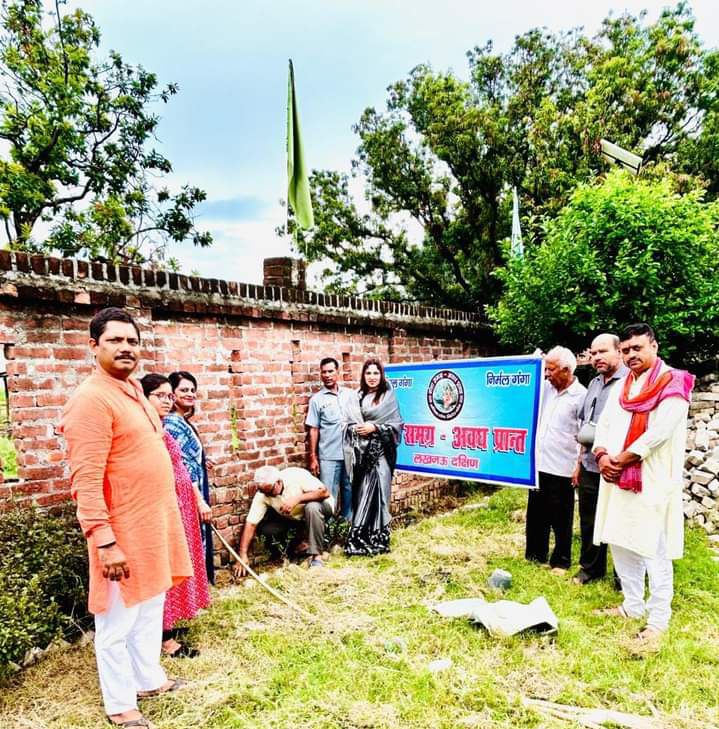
left=61, top=307, right=192, bottom=728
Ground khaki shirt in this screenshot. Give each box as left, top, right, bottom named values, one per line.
left=246, top=467, right=335, bottom=524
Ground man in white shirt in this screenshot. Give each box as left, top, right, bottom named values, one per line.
left=592, top=323, right=694, bottom=649
left=235, top=466, right=335, bottom=573
left=525, top=346, right=586, bottom=573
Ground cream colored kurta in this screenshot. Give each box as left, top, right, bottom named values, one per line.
left=592, top=362, right=689, bottom=560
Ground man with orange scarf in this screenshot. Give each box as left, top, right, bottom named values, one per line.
left=592, top=323, right=694, bottom=650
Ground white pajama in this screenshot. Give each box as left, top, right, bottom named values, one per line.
left=610, top=534, right=673, bottom=631
left=94, top=581, right=168, bottom=715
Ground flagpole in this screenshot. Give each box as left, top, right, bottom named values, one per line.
left=286, top=59, right=293, bottom=253
left=286, top=60, right=293, bottom=254
left=511, top=186, right=524, bottom=258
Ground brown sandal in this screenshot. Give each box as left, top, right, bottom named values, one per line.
left=137, top=677, right=187, bottom=699
left=107, top=716, right=154, bottom=728
left=593, top=605, right=628, bottom=618
left=627, top=626, right=663, bottom=655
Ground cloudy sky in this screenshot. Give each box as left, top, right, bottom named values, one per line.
left=66, top=1, right=719, bottom=285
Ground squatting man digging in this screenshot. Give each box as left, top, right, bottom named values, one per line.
left=233, top=465, right=335, bottom=575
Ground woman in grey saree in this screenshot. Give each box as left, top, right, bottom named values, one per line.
left=342, top=357, right=403, bottom=556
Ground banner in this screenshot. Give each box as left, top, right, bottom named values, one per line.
left=385, top=356, right=543, bottom=488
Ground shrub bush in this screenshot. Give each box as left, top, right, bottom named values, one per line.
left=0, top=502, right=89, bottom=681
left=490, top=170, right=719, bottom=364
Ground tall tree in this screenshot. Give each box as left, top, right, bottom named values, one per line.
left=0, top=0, right=211, bottom=265
left=294, top=3, right=719, bottom=310
left=490, top=170, right=719, bottom=364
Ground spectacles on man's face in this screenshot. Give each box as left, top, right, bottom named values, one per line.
left=150, top=392, right=175, bottom=402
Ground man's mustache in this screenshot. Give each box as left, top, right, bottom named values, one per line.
left=115, top=353, right=136, bottom=360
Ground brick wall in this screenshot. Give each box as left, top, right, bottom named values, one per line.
left=0, top=252, right=495, bottom=564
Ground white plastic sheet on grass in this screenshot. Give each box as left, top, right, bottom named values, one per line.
left=431, top=596, right=558, bottom=636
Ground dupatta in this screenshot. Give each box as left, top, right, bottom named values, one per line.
left=617, top=358, right=694, bottom=493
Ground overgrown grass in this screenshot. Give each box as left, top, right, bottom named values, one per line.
left=0, top=435, right=17, bottom=479
left=0, top=388, right=17, bottom=479
left=2, top=487, right=718, bottom=728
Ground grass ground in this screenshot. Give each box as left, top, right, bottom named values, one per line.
left=0, top=434, right=17, bottom=479
left=2, top=486, right=718, bottom=729
left=0, top=388, right=18, bottom=479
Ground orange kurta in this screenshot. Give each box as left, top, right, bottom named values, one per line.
left=60, top=368, right=193, bottom=614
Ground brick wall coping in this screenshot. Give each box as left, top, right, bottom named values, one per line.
left=0, top=251, right=488, bottom=335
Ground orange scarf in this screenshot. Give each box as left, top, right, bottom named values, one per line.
left=620, top=369, right=673, bottom=450
left=618, top=357, right=694, bottom=493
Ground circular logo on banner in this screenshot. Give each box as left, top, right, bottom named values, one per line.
left=427, top=370, right=465, bottom=420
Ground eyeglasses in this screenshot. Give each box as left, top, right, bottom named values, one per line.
left=175, top=387, right=196, bottom=395
left=150, top=392, right=175, bottom=402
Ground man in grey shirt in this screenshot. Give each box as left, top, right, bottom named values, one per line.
left=572, top=333, right=628, bottom=585
left=306, top=357, right=354, bottom=520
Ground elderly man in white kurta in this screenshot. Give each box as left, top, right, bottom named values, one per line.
left=592, top=323, right=694, bottom=646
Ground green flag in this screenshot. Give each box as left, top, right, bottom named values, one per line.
left=287, top=59, right=314, bottom=229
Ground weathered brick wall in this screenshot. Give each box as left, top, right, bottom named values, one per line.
left=0, top=252, right=494, bottom=564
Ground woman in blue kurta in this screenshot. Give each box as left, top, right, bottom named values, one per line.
left=165, top=370, right=215, bottom=584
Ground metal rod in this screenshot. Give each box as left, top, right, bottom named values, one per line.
left=211, top=524, right=315, bottom=621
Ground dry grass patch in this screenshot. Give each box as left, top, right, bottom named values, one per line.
left=2, top=486, right=718, bottom=728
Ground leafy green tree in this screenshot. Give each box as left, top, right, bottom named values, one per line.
left=489, top=170, right=719, bottom=364
left=0, top=0, right=211, bottom=265
left=295, top=3, right=719, bottom=309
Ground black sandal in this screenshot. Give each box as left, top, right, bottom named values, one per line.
left=165, top=642, right=199, bottom=658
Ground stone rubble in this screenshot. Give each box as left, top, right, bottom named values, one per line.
left=684, top=374, right=719, bottom=533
